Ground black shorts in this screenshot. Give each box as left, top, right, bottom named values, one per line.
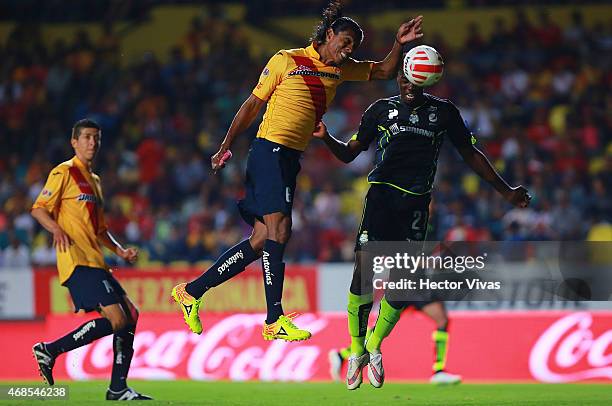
left=238, top=138, right=302, bottom=226
left=355, top=184, right=431, bottom=251
left=64, top=266, right=126, bottom=313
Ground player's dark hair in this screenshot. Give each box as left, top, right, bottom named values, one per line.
left=71, top=119, right=101, bottom=139
left=310, top=1, right=363, bottom=46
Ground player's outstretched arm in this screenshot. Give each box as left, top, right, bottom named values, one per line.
left=31, top=208, right=72, bottom=252
left=457, top=144, right=531, bottom=208
left=313, top=121, right=363, bottom=163
left=211, top=94, right=266, bottom=172
left=370, top=16, right=424, bottom=80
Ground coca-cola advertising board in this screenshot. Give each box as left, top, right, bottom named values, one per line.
left=0, top=311, right=610, bottom=382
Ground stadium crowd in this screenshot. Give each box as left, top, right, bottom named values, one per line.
left=0, top=8, right=610, bottom=267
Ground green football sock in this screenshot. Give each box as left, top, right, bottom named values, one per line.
left=432, top=329, right=449, bottom=372
left=339, top=346, right=351, bottom=360
left=366, top=297, right=402, bottom=353
left=347, top=292, right=373, bottom=356
left=365, top=327, right=373, bottom=343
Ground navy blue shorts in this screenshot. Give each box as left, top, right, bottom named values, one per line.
left=64, top=266, right=126, bottom=313
left=238, top=138, right=302, bottom=226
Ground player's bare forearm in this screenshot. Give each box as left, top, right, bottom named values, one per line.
left=219, top=94, right=265, bottom=150
left=459, top=146, right=512, bottom=196
left=31, top=207, right=61, bottom=234
left=31, top=207, right=72, bottom=251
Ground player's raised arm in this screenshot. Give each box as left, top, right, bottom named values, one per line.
left=370, top=16, right=424, bottom=80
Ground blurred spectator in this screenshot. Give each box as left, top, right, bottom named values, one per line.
left=0, top=6, right=610, bottom=267
left=2, top=232, right=30, bottom=268
left=31, top=234, right=56, bottom=266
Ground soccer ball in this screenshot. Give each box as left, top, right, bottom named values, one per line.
left=403, top=45, right=444, bottom=87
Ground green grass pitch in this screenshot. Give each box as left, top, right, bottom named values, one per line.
left=1, top=381, right=610, bottom=405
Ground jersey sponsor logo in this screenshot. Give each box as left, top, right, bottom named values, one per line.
left=409, top=113, right=419, bottom=124
left=288, top=66, right=340, bottom=80
left=69, top=166, right=99, bottom=233
left=77, top=193, right=98, bottom=203
left=262, top=67, right=270, bottom=76
left=388, top=109, right=398, bottom=119
left=41, top=189, right=52, bottom=197
left=389, top=123, right=435, bottom=138
left=291, top=56, right=327, bottom=123
left=273, top=147, right=280, bottom=152
left=428, top=113, right=438, bottom=123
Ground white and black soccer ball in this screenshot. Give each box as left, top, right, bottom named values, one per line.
left=403, top=45, right=444, bottom=87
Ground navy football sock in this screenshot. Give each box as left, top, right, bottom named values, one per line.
left=186, top=239, right=259, bottom=298
left=262, top=239, right=286, bottom=324
left=109, top=324, right=136, bottom=392
left=45, top=318, right=114, bottom=357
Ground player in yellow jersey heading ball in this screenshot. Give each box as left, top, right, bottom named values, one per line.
left=173, top=1, right=423, bottom=341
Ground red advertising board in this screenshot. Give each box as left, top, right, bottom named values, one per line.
left=32, top=265, right=318, bottom=316
left=1, top=311, right=610, bottom=382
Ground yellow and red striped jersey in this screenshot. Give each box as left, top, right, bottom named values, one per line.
left=252, top=44, right=372, bottom=151
left=32, top=156, right=109, bottom=284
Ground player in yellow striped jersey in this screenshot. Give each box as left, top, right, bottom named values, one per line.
left=172, top=1, right=424, bottom=342
left=31, top=119, right=151, bottom=400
